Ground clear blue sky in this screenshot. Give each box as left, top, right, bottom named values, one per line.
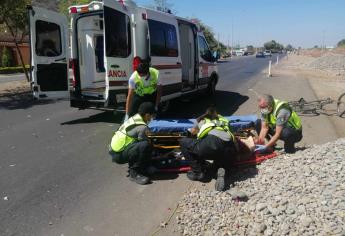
left=135, top=0, right=345, bottom=48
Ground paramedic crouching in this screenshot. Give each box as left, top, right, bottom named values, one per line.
left=180, top=106, right=238, bottom=191
left=125, top=59, right=162, bottom=120
left=256, top=94, right=303, bottom=154
left=109, top=102, right=156, bottom=185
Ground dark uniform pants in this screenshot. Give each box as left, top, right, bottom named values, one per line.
left=128, top=92, right=157, bottom=117
left=110, top=141, right=152, bottom=171
left=179, top=135, right=237, bottom=173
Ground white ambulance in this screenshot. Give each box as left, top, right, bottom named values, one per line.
left=28, top=0, right=219, bottom=112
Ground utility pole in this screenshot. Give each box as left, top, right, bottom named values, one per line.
left=231, top=17, right=234, bottom=51
left=322, top=30, right=325, bottom=55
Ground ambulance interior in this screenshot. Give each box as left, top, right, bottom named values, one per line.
left=178, top=22, right=196, bottom=90
left=76, top=14, right=106, bottom=98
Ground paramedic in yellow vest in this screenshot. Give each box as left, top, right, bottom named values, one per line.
left=125, top=58, right=162, bottom=120
left=179, top=106, right=238, bottom=192
left=256, top=94, right=303, bottom=154
left=109, top=102, right=156, bottom=185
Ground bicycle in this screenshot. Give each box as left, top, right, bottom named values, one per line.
left=288, top=97, right=334, bottom=115
left=337, top=92, right=345, bottom=118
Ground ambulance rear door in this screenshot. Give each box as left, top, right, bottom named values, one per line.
left=28, top=6, right=69, bottom=99
left=103, top=0, right=133, bottom=107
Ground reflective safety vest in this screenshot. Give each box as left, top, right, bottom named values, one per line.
left=134, top=67, right=159, bottom=96
left=264, top=99, right=302, bottom=130
left=110, top=114, right=147, bottom=152
left=197, top=115, right=235, bottom=140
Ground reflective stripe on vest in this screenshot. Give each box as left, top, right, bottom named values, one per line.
left=110, top=114, right=147, bottom=152
left=197, top=115, right=235, bottom=140
left=264, top=99, right=302, bottom=130
left=134, top=67, right=159, bottom=96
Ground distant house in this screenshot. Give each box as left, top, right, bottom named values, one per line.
left=0, top=33, right=30, bottom=66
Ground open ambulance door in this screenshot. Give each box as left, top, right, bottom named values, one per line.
left=103, top=0, right=133, bottom=108
left=28, top=6, right=69, bottom=99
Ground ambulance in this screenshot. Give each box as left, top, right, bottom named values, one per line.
left=28, top=0, right=219, bottom=112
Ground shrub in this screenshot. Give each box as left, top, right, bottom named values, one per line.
left=1, top=47, right=14, bottom=67
left=0, top=65, right=30, bottom=74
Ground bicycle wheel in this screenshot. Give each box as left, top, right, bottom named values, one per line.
left=337, top=93, right=345, bottom=117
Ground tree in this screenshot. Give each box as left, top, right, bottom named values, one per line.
left=314, top=45, right=319, bottom=49
left=285, top=44, right=294, bottom=51
left=264, top=40, right=284, bottom=52
left=190, top=18, right=227, bottom=57
left=0, top=0, right=30, bottom=81
left=337, top=39, right=345, bottom=48
left=147, top=0, right=175, bottom=13
left=246, top=45, right=254, bottom=53
left=1, top=47, right=14, bottom=67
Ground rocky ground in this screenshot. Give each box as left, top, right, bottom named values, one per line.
left=176, top=138, right=345, bottom=236
left=307, top=54, right=345, bottom=76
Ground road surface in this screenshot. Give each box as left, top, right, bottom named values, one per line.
left=0, top=73, right=26, bottom=83
left=0, top=55, right=277, bottom=236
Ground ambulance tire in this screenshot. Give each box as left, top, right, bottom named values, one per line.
left=207, top=78, right=217, bottom=97
left=160, top=100, right=170, bottom=114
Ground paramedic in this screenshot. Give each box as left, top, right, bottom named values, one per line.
left=256, top=94, right=302, bottom=154
left=109, top=102, right=156, bottom=185
left=179, top=106, right=238, bottom=191
left=125, top=59, right=162, bottom=119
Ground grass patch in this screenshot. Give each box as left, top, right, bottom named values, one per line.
left=0, top=65, right=30, bottom=74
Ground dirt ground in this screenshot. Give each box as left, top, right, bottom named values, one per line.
left=0, top=80, right=30, bottom=96
left=272, top=54, right=345, bottom=137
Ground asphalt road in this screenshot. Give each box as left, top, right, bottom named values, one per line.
left=0, top=54, right=278, bottom=236
left=0, top=73, right=26, bottom=83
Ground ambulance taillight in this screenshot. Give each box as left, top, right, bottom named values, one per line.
left=133, top=56, right=141, bottom=71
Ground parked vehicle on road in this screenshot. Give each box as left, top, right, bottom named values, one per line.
left=28, top=0, right=219, bottom=112
left=264, top=50, right=272, bottom=57
left=256, top=52, right=265, bottom=58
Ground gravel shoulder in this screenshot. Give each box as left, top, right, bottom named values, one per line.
left=161, top=54, right=343, bottom=236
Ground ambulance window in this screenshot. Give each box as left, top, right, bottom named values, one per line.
left=148, top=20, right=178, bottom=57
left=198, top=36, right=212, bottom=61
left=104, top=6, right=131, bottom=58
left=35, top=20, right=62, bottom=57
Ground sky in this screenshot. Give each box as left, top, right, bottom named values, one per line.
left=135, top=0, right=345, bottom=48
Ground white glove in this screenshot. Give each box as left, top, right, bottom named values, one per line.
left=155, top=106, right=159, bottom=112
left=124, top=113, right=129, bottom=121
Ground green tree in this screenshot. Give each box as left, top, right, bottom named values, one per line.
left=314, top=45, right=319, bottom=49
left=246, top=45, right=254, bottom=53
left=337, top=39, right=345, bottom=48
left=285, top=44, right=294, bottom=51
left=264, top=40, right=284, bottom=52
left=1, top=47, right=14, bottom=67
left=191, top=18, right=227, bottom=56
left=0, top=0, right=30, bottom=80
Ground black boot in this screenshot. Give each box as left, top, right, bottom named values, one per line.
left=215, top=168, right=226, bottom=191
left=129, top=169, right=150, bottom=185
left=187, top=160, right=205, bottom=181
left=187, top=170, right=205, bottom=181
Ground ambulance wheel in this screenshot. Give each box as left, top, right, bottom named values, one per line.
left=160, top=100, right=170, bottom=114
left=207, top=79, right=216, bottom=96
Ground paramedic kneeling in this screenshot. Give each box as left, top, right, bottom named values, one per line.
left=125, top=59, right=162, bottom=120
left=256, top=94, right=303, bottom=154
left=180, top=106, right=238, bottom=191
left=109, top=102, right=155, bottom=185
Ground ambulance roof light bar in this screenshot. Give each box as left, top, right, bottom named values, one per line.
left=69, top=1, right=102, bottom=14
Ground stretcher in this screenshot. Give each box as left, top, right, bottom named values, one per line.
left=147, top=115, right=278, bottom=173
